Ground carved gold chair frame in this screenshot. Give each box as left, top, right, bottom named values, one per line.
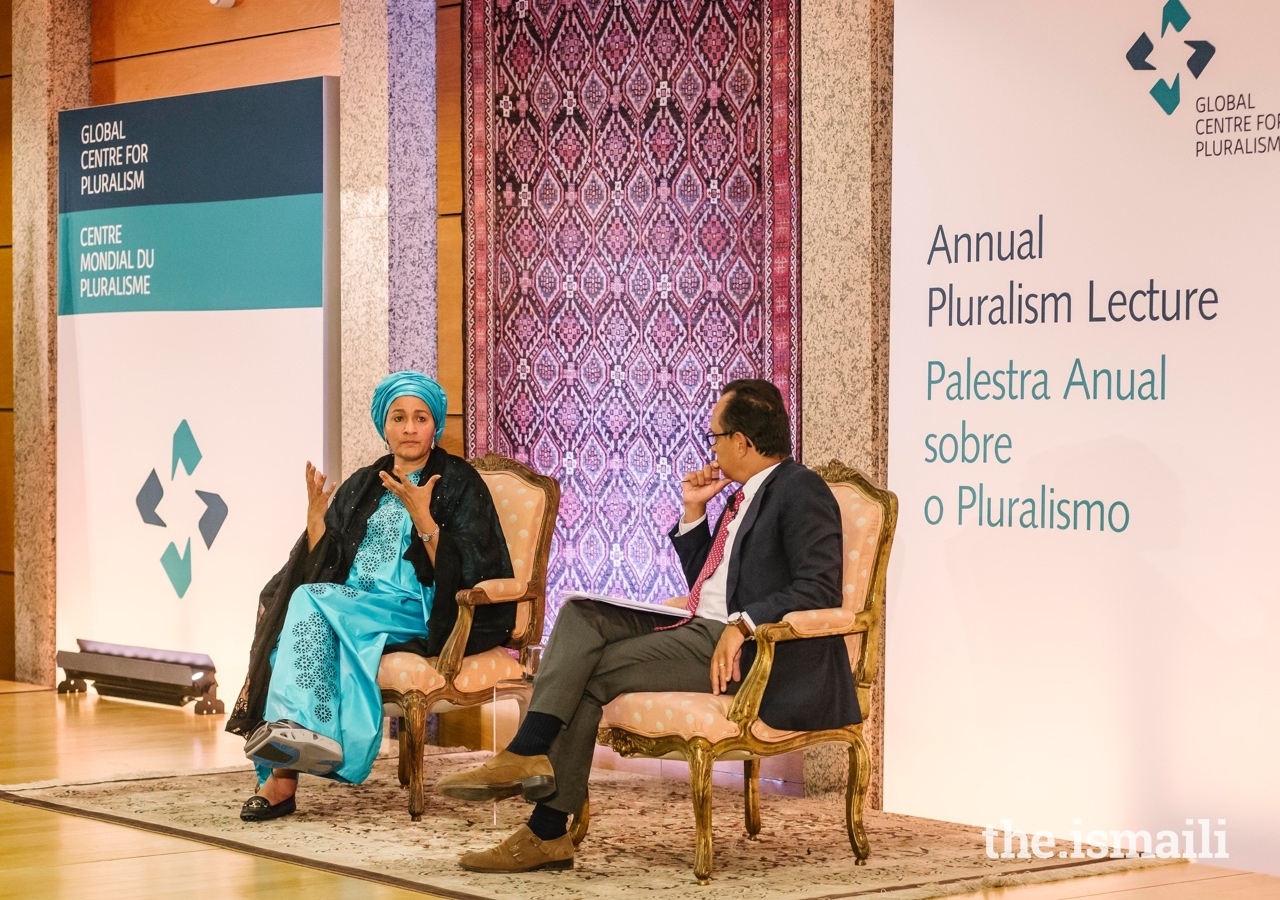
left=588, top=460, right=898, bottom=883
left=379, top=453, right=561, bottom=819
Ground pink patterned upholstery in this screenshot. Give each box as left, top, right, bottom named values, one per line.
left=782, top=607, right=860, bottom=638
left=829, top=481, right=881, bottom=675
left=485, top=472, right=546, bottom=582
left=601, top=692, right=739, bottom=742
left=600, top=691, right=800, bottom=744
left=471, top=578, right=528, bottom=601
left=513, top=604, right=531, bottom=639
left=482, top=470, right=548, bottom=640
left=831, top=482, right=881, bottom=614
left=378, top=647, right=523, bottom=697
left=378, top=651, right=447, bottom=695
left=452, top=646, right=524, bottom=692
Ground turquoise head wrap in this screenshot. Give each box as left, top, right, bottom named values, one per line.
left=371, top=370, right=448, bottom=444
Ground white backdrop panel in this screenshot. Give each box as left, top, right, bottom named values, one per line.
left=888, top=0, right=1280, bottom=874
left=57, top=309, right=326, bottom=700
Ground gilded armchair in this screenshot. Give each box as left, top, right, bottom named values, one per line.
left=589, top=460, right=897, bottom=883
left=377, top=453, right=560, bottom=819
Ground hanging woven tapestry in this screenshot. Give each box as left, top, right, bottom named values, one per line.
left=464, top=0, right=801, bottom=609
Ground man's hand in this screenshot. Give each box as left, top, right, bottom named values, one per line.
left=710, top=625, right=746, bottom=695
left=681, top=462, right=732, bottom=524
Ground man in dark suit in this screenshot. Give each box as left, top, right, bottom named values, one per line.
left=439, top=379, right=860, bottom=873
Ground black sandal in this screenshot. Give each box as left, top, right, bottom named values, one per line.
left=240, top=794, right=297, bottom=822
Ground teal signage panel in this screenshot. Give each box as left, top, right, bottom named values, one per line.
left=57, top=194, right=323, bottom=315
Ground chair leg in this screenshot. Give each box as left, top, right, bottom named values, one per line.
left=402, top=691, right=430, bottom=821
left=743, top=758, right=761, bottom=838
left=688, top=740, right=715, bottom=885
left=396, top=717, right=410, bottom=788
left=847, top=738, right=871, bottom=864
left=570, top=793, right=590, bottom=847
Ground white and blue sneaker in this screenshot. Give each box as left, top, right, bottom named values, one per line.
left=244, top=720, right=343, bottom=777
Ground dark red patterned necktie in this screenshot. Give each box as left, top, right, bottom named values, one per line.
left=683, top=490, right=744, bottom=619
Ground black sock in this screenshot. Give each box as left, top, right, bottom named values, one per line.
left=527, top=803, right=569, bottom=841
left=505, top=711, right=562, bottom=757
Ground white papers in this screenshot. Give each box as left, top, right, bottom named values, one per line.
left=560, top=591, right=689, bottom=617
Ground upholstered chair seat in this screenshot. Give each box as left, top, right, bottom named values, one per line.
left=600, top=692, right=800, bottom=745
left=377, top=652, right=448, bottom=696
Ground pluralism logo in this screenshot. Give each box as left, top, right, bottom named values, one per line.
left=135, top=420, right=229, bottom=598
left=1126, top=0, right=1215, bottom=115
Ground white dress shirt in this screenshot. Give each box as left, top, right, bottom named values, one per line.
left=676, top=463, right=780, bottom=624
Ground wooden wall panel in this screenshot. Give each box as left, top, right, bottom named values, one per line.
left=437, top=212, right=463, bottom=458
left=92, top=26, right=340, bottom=106
left=0, top=572, right=12, bottom=680
left=439, top=2, right=465, bottom=447
left=437, top=5, right=462, bottom=216
left=0, top=249, right=12, bottom=408
left=0, top=0, right=10, bottom=77
left=438, top=216, right=464, bottom=405
left=439, top=416, right=465, bottom=457
left=0, top=411, right=11, bottom=572
left=0, top=77, right=10, bottom=248
left=438, top=214, right=464, bottom=457
left=92, top=0, right=338, bottom=63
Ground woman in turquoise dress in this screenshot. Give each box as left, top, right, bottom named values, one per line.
left=228, top=372, right=515, bottom=821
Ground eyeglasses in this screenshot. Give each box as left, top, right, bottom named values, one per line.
left=705, top=430, right=732, bottom=448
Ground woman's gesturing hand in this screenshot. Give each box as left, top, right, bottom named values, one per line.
left=305, top=461, right=337, bottom=550
left=379, top=469, right=442, bottom=540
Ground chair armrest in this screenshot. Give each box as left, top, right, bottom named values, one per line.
left=726, top=609, right=874, bottom=725
left=436, top=580, right=532, bottom=680
left=766, top=608, right=874, bottom=641
left=456, top=578, right=530, bottom=606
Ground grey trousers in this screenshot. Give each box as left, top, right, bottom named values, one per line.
left=528, top=599, right=726, bottom=814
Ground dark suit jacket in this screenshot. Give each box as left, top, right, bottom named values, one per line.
left=668, top=458, right=861, bottom=731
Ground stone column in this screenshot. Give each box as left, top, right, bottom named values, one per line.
left=387, top=1, right=438, bottom=376
left=798, top=0, right=893, bottom=807
left=11, top=0, right=91, bottom=686
left=340, top=0, right=391, bottom=476
left=340, top=0, right=437, bottom=476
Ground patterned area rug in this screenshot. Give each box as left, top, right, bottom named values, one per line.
left=2, top=752, right=1175, bottom=900
left=463, top=0, right=803, bottom=611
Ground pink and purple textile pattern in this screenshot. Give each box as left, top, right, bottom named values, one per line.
left=464, top=0, right=800, bottom=612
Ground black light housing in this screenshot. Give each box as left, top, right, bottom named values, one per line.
left=56, top=639, right=225, bottom=714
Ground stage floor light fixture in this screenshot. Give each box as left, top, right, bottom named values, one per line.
left=57, top=639, right=226, bottom=714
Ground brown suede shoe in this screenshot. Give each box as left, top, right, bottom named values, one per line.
left=459, top=824, right=574, bottom=873
left=437, top=749, right=556, bottom=802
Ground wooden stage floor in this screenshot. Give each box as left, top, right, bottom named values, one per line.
left=0, top=682, right=1275, bottom=899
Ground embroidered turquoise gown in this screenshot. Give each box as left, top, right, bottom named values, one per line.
left=257, top=470, right=433, bottom=785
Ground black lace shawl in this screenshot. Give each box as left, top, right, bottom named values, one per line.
left=225, top=448, right=515, bottom=737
